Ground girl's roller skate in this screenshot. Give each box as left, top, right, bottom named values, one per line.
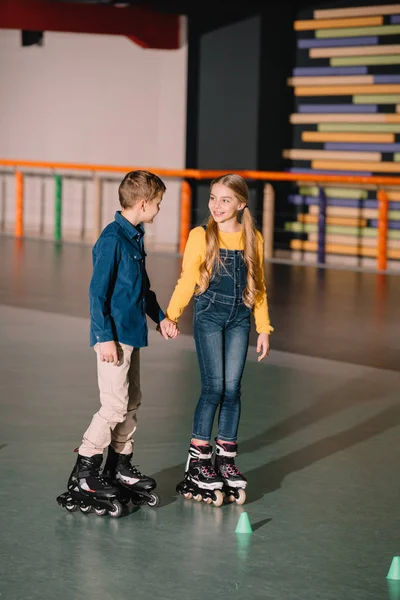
left=56, top=452, right=124, bottom=517
left=214, top=440, right=247, bottom=505
left=102, top=445, right=160, bottom=508
left=176, top=443, right=225, bottom=507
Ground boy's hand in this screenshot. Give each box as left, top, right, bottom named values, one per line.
left=257, top=333, right=270, bottom=362
left=158, top=318, right=180, bottom=340
left=99, top=341, right=119, bottom=365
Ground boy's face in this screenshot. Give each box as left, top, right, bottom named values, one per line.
left=141, top=193, right=163, bottom=224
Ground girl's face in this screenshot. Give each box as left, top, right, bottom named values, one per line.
left=208, top=183, right=246, bottom=224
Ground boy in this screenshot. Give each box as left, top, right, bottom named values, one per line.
left=65, top=170, right=178, bottom=507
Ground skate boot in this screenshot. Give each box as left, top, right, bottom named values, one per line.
left=102, top=445, right=160, bottom=507
left=176, top=443, right=224, bottom=507
left=56, top=452, right=123, bottom=517
left=214, top=440, right=247, bottom=505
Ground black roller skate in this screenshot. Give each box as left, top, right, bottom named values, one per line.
left=56, top=452, right=124, bottom=517
left=214, top=440, right=247, bottom=505
left=176, top=443, right=224, bottom=507
left=102, top=445, right=160, bottom=508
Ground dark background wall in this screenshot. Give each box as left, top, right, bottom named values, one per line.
left=186, top=8, right=297, bottom=229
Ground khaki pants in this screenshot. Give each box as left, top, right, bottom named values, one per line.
left=79, top=343, right=142, bottom=457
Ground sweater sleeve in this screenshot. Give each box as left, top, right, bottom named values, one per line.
left=252, top=231, right=274, bottom=335
left=166, top=227, right=205, bottom=322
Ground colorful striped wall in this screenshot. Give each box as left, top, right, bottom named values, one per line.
left=286, top=3, right=400, bottom=267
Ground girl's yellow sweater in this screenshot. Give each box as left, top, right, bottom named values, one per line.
left=166, top=227, right=273, bottom=334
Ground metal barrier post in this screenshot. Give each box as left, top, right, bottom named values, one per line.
left=54, top=174, right=62, bottom=241
left=317, top=186, right=327, bottom=265
left=15, top=170, right=24, bottom=238
left=262, top=183, right=275, bottom=259
left=93, top=175, right=102, bottom=240
left=179, top=180, right=191, bottom=254
left=1, top=177, right=5, bottom=232
left=377, top=189, right=388, bottom=272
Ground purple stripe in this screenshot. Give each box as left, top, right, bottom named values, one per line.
left=374, top=75, right=400, bottom=84
left=298, top=36, right=378, bottom=49
left=287, top=168, right=373, bottom=176
left=293, top=66, right=368, bottom=76
left=325, top=142, right=400, bottom=152
left=371, top=220, right=400, bottom=229
left=390, top=15, right=400, bottom=24
left=289, top=195, right=400, bottom=211
left=299, top=104, right=377, bottom=113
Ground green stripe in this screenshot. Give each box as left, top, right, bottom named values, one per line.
left=331, top=55, right=400, bottom=67
left=394, top=153, right=400, bottom=162
left=285, top=222, right=400, bottom=238
left=319, top=123, right=400, bottom=132
left=299, top=186, right=368, bottom=199
left=354, top=94, right=400, bottom=104
left=316, top=25, right=400, bottom=38
left=54, top=175, right=62, bottom=242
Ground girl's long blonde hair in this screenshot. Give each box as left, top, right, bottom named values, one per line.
left=196, top=174, right=262, bottom=309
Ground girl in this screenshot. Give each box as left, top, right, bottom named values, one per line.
left=167, top=174, right=273, bottom=506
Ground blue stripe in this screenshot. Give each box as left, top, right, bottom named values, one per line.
left=325, top=142, right=400, bottom=152
left=289, top=195, right=400, bottom=210
left=391, top=15, right=400, bottom=24
left=287, top=168, right=373, bottom=176
left=298, top=104, right=377, bottom=113
left=298, top=36, right=378, bottom=49
left=374, top=75, right=400, bottom=84
left=371, top=220, right=400, bottom=229
left=293, top=66, right=368, bottom=76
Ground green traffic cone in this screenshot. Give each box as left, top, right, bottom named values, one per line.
left=235, top=512, right=253, bottom=534
left=387, top=557, right=400, bottom=580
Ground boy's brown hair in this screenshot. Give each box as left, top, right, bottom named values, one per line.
left=118, top=170, right=166, bottom=209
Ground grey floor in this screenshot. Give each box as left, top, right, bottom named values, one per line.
left=1, top=237, right=400, bottom=600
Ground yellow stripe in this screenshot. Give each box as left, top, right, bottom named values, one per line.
left=298, top=214, right=367, bottom=226
left=313, top=159, right=400, bottom=173
left=283, top=148, right=381, bottom=161
left=308, top=233, right=400, bottom=249
left=291, top=113, right=400, bottom=124
left=310, top=44, right=400, bottom=58
left=291, top=239, right=400, bottom=259
left=302, top=131, right=395, bottom=143
left=295, top=84, right=400, bottom=96
left=314, top=5, right=400, bottom=19
left=294, top=16, right=382, bottom=31
left=288, top=75, right=372, bottom=86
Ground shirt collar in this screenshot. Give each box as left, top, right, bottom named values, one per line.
left=115, top=211, right=144, bottom=242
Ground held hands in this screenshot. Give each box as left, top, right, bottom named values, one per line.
left=99, top=340, right=119, bottom=365
left=257, top=333, right=270, bottom=362
left=157, top=317, right=180, bottom=340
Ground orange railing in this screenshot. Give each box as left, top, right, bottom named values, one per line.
left=1, top=158, right=399, bottom=272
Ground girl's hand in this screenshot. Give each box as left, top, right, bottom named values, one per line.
left=256, top=333, right=270, bottom=362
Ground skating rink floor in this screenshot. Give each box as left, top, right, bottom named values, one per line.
left=1, top=237, right=400, bottom=600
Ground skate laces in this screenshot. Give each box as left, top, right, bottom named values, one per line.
left=200, top=462, right=217, bottom=478
left=223, top=462, right=241, bottom=476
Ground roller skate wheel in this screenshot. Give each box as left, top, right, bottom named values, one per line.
left=94, top=508, right=107, bottom=516
left=235, top=488, right=246, bottom=505
left=193, top=494, right=203, bottom=502
left=79, top=505, right=93, bottom=514
left=183, top=492, right=193, bottom=500
left=65, top=502, right=78, bottom=512
left=212, top=490, right=224, bottom=507
left=147, top=492, right=160, bottom=508
left=108, top=500, right=123, bottom=518
left=204, top=497, right=212, bottom=505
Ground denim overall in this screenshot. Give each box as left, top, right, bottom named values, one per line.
left=192, top=247, right=251, bottom=442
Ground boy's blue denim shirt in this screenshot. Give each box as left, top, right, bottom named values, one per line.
left=89, top=211, right=165, bottom=348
